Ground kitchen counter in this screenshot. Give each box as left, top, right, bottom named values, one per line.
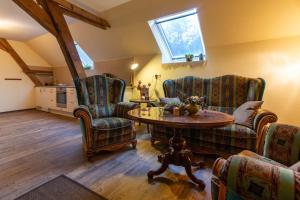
left=36, top=85, right=75, bottom=88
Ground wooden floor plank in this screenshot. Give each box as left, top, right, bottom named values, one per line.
left=0, top=110, right=213, bottom=200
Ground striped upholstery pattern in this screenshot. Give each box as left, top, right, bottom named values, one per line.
left=154, top=75, right=266, bottom=154
left=75, top=75, right=137, bottom=157
left=152, top=124, right=256, bottom=155
left=79, top=75, right=125, bottom=118
left=163, top=75, right=265, bottom=109
left=93, top=118, right=135, bottom=147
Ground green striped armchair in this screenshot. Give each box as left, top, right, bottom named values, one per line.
left=151, top=75, right=278, bottom=156
left=74, top=75, right=138, bottom=160
left=212, top=123, right=300, bottom=200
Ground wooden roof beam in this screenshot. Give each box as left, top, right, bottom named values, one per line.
left=12, top=0, right=57, bottom=36
left=0, top=38, right=43, bottom=86
left=52, top=0, right=110, bottom=29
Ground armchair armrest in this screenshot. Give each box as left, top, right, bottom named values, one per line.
left=73, top=105, right=94, bottom=157
left=115, top=102, right=139, bottom=118
left=253, top=109, right=277, bottom=136
left=212, top=155, right=298, bottom=200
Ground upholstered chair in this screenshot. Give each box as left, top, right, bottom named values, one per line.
left=212, top=123, right=300, bottom=200
left=73, top=75, right=138, bottom=160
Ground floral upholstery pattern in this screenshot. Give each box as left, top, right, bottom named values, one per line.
left=263, top=123, right=300, bottom=166
left=74, top=75, right=138, bottom=159
left=152, top=75, right=277, bottom=155
left=212, top=123, right=300, bottom=200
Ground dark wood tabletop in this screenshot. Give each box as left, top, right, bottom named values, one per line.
left=127, top=107, right=234, bottom=129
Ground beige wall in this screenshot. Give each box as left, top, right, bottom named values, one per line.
left=136, top=36, right=300, bottom=126
left=0, top=40, right=51, bottom=112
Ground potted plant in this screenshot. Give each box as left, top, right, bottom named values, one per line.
left=185, top=54, right=194, bottom=62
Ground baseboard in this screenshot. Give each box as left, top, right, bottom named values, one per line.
left=0, top=108, right=36, bottom=114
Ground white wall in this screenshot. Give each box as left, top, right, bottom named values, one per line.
left=0, top=40, right=51, bottom=112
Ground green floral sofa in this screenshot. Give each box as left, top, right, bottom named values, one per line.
left=74, top=75, right=138, bottom=160
left=212, top=123, right=300, bottom=200
left=151, top=75, right=278, bottom=156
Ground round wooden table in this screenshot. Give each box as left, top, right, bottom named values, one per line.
left=128, top=107, right=234, bottom=190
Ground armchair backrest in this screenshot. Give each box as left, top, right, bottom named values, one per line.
left=163, top=75, right=265, bottom=113
left=76, top=75, right=126, bottom=118
left=263, top=123, right=300, bottom=166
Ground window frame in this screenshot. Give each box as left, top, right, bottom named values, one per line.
left=74, top=41, right=94, bottom=70
left=148, top=8, right=206, bottom=63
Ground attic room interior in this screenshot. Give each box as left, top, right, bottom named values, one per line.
left=0, top=0, right=300, bottom=199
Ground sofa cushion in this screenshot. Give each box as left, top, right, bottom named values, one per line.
left=233, top=101, right=263, bottom=129
left=93, top=117, right=132, bottom=130
left=151, top=123, right=257, bottom=151
left=159, top=97, right=181, bottom=105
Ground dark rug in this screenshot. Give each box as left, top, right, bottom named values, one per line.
left=15, top=175, right=107, bottom=200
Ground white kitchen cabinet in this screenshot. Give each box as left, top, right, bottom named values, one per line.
left=66, top=88, right=78, bottom=113
left=35, top=87, right=78, bottom=116
left=47, top=88, right=56, bottom=109
left=35, top=87, right=48, bottom=111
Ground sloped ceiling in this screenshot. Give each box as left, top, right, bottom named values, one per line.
left=0, top=0, right=131, bottom=41
left=26, top=0, right=300, bottom=67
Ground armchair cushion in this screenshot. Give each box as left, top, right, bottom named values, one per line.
left=93, top=117, right=132, bottom=130
left=263, top=123, right=300, bottom=166
left=93, top=118, right=135, bottom=147
left=216, top=155, right=299, bottom=200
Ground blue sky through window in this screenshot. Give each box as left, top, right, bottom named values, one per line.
left=149, top=9, right=205, bottom=62
left=74, top=42, right=94, bottom=69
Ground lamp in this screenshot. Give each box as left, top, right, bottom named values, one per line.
left=130, top=62, right=139, bottom=86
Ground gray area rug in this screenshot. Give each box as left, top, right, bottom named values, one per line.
left=15, top=175, right=107, bottom=200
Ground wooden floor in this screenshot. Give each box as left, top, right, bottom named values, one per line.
left=0, top=110, right=215, bottom=200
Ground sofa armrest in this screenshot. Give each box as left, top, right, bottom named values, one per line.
left=115, top=102, right=139, bottom=118
left=253, top=109, right=277, bottom=136
left=212, top=155, right=298, bottom=200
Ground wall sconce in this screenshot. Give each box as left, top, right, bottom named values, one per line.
left=130, top=62, right=139, bottom=87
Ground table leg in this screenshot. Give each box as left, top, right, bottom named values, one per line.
left=147, top=128, right=205, bottom=190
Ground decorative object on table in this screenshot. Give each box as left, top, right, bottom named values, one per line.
left=185, top=53, right=194, bottom=62
left=137, top=80, right=151, bottom=100
left=199, top=53, right=205, bottom=61
left=130, top=62, right=139, bottom=87
left=184, top=96, right=203, bottom=115
left=15, top=175, right=107, bottom=200
left=164, top=101, right=185, bottom=115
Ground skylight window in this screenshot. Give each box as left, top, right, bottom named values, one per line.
left=148, top=9, right=206, bottom=63
left=74, top=42, right=94, bottom=70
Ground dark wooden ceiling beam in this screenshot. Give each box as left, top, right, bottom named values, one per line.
left=41, top=0, right=86, bottom=80
left=52, top=0, right=110, bottom=29
left=0, top=38, right=43, bottom=86
left=12, top=0, right=58, bottom=36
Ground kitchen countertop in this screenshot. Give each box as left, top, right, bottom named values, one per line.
left=36, top=86, right=75, bottom=88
